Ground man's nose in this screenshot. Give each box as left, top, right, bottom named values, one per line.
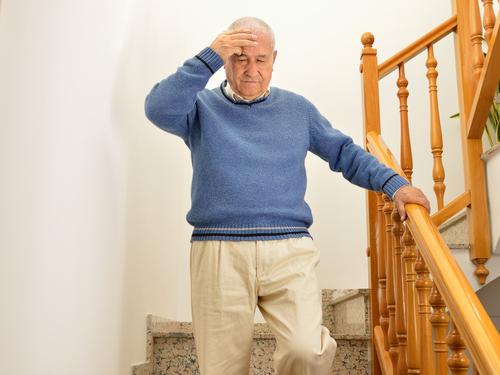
left=245, top=61, right=258, bottom=77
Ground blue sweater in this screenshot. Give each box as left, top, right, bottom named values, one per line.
left=145, top=47, right=408, bottom=242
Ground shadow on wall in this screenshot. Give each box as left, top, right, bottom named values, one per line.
left=109, top=2, right=195, bottom=373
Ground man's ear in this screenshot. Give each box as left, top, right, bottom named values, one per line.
left=272, top=50, right=277, bottom=63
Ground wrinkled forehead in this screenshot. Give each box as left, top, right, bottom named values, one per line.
left=228, top=25, right=275, bottom=49
left=242, top=30, right=274, bottom=56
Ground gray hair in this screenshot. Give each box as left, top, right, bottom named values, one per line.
left=228, top=17, right=276, bottom=51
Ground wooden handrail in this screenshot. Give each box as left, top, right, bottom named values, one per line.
left=467, top=14, right=500, bottom=139
left=378, top=16, right=457, bottom=79
left=366, top=131, right=500, bottom=375
left=431, top=191, right=471, bottom=227
left=366, top=132, right=405, bottom=175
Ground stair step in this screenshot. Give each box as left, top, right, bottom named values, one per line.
left=149, top=322, right=369, bottom=374
left=131, top=289, right=371, bottom=375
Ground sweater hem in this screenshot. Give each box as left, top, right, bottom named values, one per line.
left=190, top=224, right=312, bottom=242
left=190, top=232, right=312, bottom=242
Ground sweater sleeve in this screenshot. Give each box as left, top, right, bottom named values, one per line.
left=144, top=47, right=224, bottom=146
left=307, top=103, right=409, bottom=198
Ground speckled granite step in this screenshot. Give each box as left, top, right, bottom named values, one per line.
left=437, top=211, right=500, bottom=289
left=131, top=289, right=371, bottom=375
left=439, top=210, right=469, bottom=248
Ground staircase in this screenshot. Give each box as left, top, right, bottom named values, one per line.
left=131, top=289, right=371, bottom=375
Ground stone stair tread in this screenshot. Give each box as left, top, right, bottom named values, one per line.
left=151, top=320, right=370, bottom=341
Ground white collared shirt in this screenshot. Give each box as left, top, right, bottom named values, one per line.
left=223, top=81, right=270, bottom=102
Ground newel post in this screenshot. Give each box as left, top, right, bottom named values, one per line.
left=451, top=0, right=491, bottom=284
left=360, top=32, right=382, bottom=375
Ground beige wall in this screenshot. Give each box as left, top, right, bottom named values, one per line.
left=0, top=1, right=468, bottom=374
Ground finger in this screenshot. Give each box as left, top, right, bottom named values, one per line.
left=416, top=197, right=431, bottom=212
left=397, top=201, right=407, bottom=221
left=224, top=27, right=252, bottom=34
left=227, top=33, right=258, bottom=40
left=225, top=46, right=244, bottom=56
left=223, top=31, right=257, bottom=40
left=229, top=39, right=258, bottom=46
left=409, top=197, right=430, bottom=214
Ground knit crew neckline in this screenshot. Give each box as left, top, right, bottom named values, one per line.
left=219, top=80, right=271, bottom=106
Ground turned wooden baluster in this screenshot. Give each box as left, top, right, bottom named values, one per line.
left=426, top=45, right=446, bottom=210
left=470, top=0, right=485, bottom=86
left=383, top=194, right=399, bottom=374
left=397, top=62, right=420, bottom=373
left=481, top=0, right=496, bottom=47
left=414, top=49, right=442, bottom=370
left=377, top=192, right=390, bottom=351
left=429, top=285, right=449, bottom=374
left=415, top=254, right=434, bottom=373
left=398, top=63, right=412, bottom=179
left=395, top=62, right=411, bottom=374
left=446, top=321, right=470, bottom=374
left=402, top=224, right=420, bottom=374
left=423, top=44, right=449, bottom=375
left=391, top=207, right=407, bottom=374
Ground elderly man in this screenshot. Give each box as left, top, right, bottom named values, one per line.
left=145, top=17, right=429, bottom=375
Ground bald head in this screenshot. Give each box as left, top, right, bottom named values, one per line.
left=228, top=17, right=276, bottom=51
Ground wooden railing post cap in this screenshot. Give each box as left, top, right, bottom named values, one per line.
left=361, top=32, right=375, bottom=48
left=361, top=33, right=377, bottom=64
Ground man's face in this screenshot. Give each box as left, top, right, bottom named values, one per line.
left=224, top=31, right=277, bottom=100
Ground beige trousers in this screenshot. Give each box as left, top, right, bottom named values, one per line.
left=190, top=236, right=337, bottom=375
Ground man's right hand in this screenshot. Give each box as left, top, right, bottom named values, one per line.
left=210, top=29, right=258, bottom=63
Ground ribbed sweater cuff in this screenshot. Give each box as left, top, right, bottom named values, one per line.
left=382, top=174, right=410, bottom=199
left=196, top=47, right=224, bottom=74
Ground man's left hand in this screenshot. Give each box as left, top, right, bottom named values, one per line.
left=393, top=185, right=431, bottom=221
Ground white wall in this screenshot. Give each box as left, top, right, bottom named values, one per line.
left=0, top=0, right=464, bottom=374
left=0, top=1, right=131, bottom=374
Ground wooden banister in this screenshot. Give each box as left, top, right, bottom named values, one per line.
left=366, top=131, right=500, bottom=375
left=431, top=191, right=471, bottom=227
left=378, top=16, right=457, bottom=79
left=361, top=3, right=498, bottom=372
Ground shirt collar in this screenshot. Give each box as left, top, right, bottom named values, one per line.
left=223, top=81, right=270, bottom=103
